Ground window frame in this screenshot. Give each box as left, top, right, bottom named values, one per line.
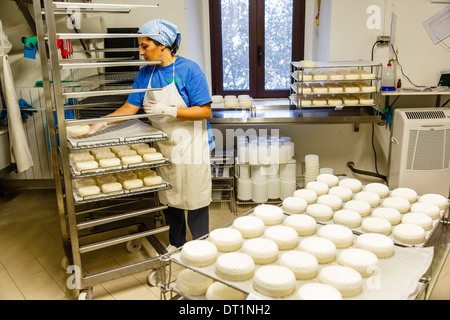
left=209, top=0, right=306, bottom=98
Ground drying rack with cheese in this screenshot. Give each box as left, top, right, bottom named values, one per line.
left=290, top=60, right=382, bottom=112
left=34, top=0, right=174, bottom=300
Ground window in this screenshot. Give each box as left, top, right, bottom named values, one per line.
left=209, top=0, right=305, bottom=98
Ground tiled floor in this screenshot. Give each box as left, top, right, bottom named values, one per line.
left=0, top=187, right=449, bottom=300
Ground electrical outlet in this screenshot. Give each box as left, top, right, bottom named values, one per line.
left=377, top=35, right=390, bottom=44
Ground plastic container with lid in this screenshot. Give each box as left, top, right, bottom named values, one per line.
left=381, top=62, right=396, bottom=92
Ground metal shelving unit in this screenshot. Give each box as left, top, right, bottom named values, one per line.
left=34, top=0, right=172, bottom=300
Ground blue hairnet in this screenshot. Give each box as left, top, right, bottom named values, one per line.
left=138, top=18, right=181, bottom=49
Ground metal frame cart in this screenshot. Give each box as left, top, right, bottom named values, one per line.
left=33, top=0, right=173, bottom=299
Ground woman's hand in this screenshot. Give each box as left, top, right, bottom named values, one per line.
left=88, top=122, right=107, bottom=134
left=144, top=101, right=178, bottom=117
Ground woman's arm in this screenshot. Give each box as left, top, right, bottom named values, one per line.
left=104, top=102, right=141, bottom=124
left=176, top=103, right=211, bottom=121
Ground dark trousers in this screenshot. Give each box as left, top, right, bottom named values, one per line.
left=163, top=205, right=209, bottom=247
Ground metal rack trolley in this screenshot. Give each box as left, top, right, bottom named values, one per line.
left=33, top=0, right=173, bottom=299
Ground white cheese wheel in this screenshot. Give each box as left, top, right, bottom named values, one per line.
left=129, top=143, right=149, bottom=151
left=71, top=153, right=95, bottom=163
left=401, top=213, right=433, bottom=231
left=263, top=226, right=299, bottom=250
left=253, top=265, right=296, bottom=298
left=361, top=217, right=392, bottom=235
left=298, top=236, right=337, bottom=264
left=143, top=175, right=163, bottom=187
left=232, top=216, right=265, bottom=238
left=343, top=96, right=359, bottom=106
left=101, top=182, right=123, bottom=194
left=306, top=203, right=334, bottom=222
left=78, top=185, right=100, bottom=198
left=328, top=186, right=353, bottom=201
left=317, top=194, right=343, bottom=211
left=318, top=266, right=363, bottom=298
left=393, top=223, right=426, bottom=245
left=110, top=145, right=131, bottom=154
left=123, top=178, right=143, bottom=190
left=318, top=224, right=354, bottom=248
left=342, top=84, right=359, bottom=93
left=312, top=98, right=327, bottom=107
left=333, top=209, right=362, bottom=228
left=300, top=98, right=312, bottom=107
left=239, top=100, right=253, bottom=108
left=293, top=189, right=317, bottom=204
left=176, top=269, right=213, bottom=296
left=391, top=188, right=418, bottom=203
left=99, top=157, right=121, bottom=168
left=253, top=204, right=284, bottom=225
left=316, top=173, right=339, bottom=187
left=342, top=71, right=360, bottom=80
left=143, top=152, right=164, bottom=162
left=180, top=240, right=218, bottom=267
left=224, top=100, right=238, bottom=108
left=355, top=191, right=381, bottom=208
left=338, top=248, right=378, bottom=277
left=356, top=233, right=394, bottom=258
left=312, top=72, right=328, bottom=81
left=206, top=282, right=244, bottom=300
left=410, top=202, right=441, bottom=220
left=215, top=252, right=255, bottom=281
left=296, top=283, right=342, bottom=300
left=95, top=175, right=117, bottom=186
left=382, top=197, right=411, bottom=214
left=242, top=238, right=279, bottom=264
left=371, top=207, right=402, bottom=225
left=306, top=181, right=329, bottom=196
left=74, top=178, right=97, bottom=189
left=211, top=95, right=223, bottom=104
left=339, top=178, right=362, bottom=192
left=208, top=228, right=243, bottom=252
left=311, top=84, right=328, bottom=93
left=359, top=97, right=374, bottom=105
left=419, top=193, right=448, bottom=210
left=364, top=183, right=390, bottom=198
left=284, top=214, right=317, bottom=236
left=136, top=168, right=156, bottom=179
left=344, top=200, right=371, bottom=217
left=75, top=160, right=99, bottom=172
left=279, top=251, right=319, bottom=280
left=282, top=196, right=307, bottom=214
left=325, top=83, right=344, bottom=93
left=294, top=71, right=313, bottom=81
left=66, top=125, right=91, bottom=137
left=137, top=147, right=157, bottom=156
left=116, top=172, right=137, bottom=184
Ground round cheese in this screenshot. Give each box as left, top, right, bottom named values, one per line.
left=98, top=157, right=121, bottom=168
left=364, top=183, right=390, bottom=198
left=300, top=60, right=316, bottom=68
left=338, top=248, right=378, bottom=277
left=339, top=178, right=362, bottom=193
left=316, top=174, right=339, bottom=187
left=317, top=194, right=343, bottom=211
left=371, top=207, right=402, bottom=225
left=382, top=197, right=411, bottom=214
left=393, top=223, right=426, bottom=245
left=180, top=240, right=218, bottom=267
left=356, top=233, right=394, bottom=258
left=253, top=204, right=284, bottom=225
left=176, top=269, right=213, bottom=296
left=328, top=186, right=353, bottom=202
left=296, top=283, right=342, bottom=300
left=123, top=178, right=143, bottom=190
left=94, top=152, right=116, bottom=161
left=208, top=228, right=243, bottom=252
left=206, top=282, right=244, bottom=300
left=143, top=152, right=164, bottom=162
left=279, top=251, right=319, bottom=280
left=298, top=236, right=337, bottom=264
left=318, top=266, right=363, bottom=297
left=391, top=187, right=418, bottom=203
left=101, top=182, right=122, bottom=194
left=293, top=189, right=317, bottom=204
left=78, top=185, right=100, bottom=198
left=282, top=196, right=307, bottom=214
left=306, top=181, right=329, bottom=196
left=232, top=216, right=265, bottom=238
left=318, top=224, right=354, bottom=248
left=410, top=202, right=441, bottom=220
left=333, top=209, right=362, bottom=228
left=215, top=252, right=255, bottom=281
left=401, top=213, right=433, bottom=231
left=253, top=265, right=296, bottom=298
left=284, top=214, right=317, bottom=236
left=241, top=238, right=279, bottom=264
left=117, top=149, right=137, bottom=158
left=306, top=203, right=334, bottom=222
left=75, top=160, right=99, bottom=172
left=344, top=200, right=372, bottom=217
left=361, top=217, right=392, bottom=235
left=263, top=226, right=299, bottom=250
left=355, top=191, right=381, bottom=208
left=143, top=175, right=163, bottom=186
left=419, top=193, right=448, bottom=210
left=121, top=155, right=143, bottom=165
left=66, top=125, right=91, bottom=137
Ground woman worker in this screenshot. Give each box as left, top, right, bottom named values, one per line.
left=89, top=19, right=213, bottom=250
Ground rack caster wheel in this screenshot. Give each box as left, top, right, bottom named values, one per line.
left=148, top=270, right=162, bottom=287
left=126, top=239, right=142, bottom=253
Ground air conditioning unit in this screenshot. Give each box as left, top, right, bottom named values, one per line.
left=388, top=108, right=450, bottom=197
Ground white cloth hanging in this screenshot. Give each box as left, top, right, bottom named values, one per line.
left=0, top=23, right=33, bottom=173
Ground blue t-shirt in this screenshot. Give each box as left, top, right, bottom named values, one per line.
left=127, top=56, right=211, bottom=108
left=127, top=56, right=215, bottom=151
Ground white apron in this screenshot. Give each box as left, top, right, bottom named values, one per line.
left=144, top=62, right=212, bottom=210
